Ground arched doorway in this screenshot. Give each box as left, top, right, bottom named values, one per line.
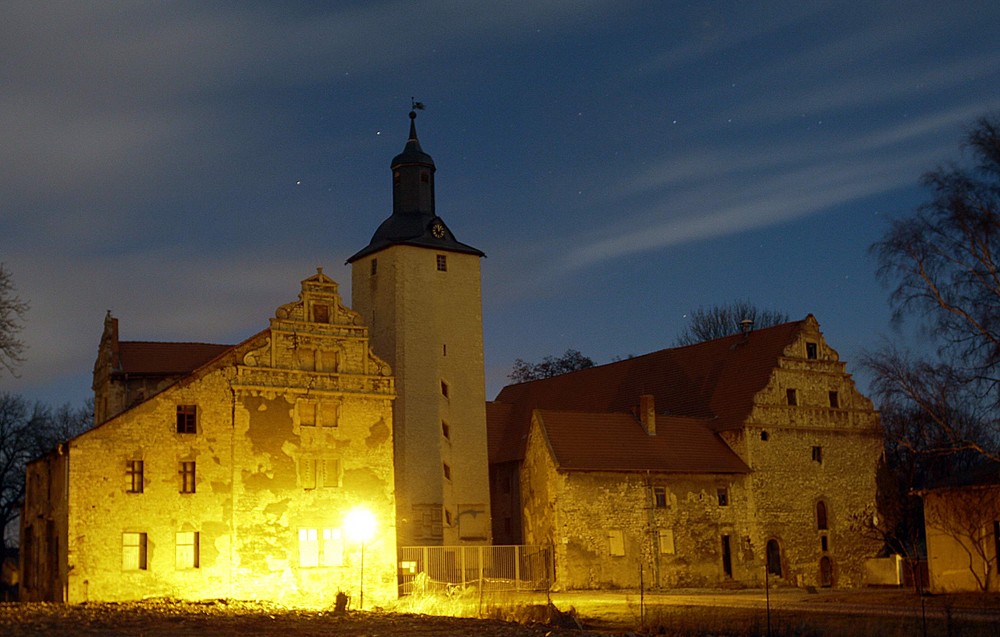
left=766, top=539, right=782, bottom=577
left=819, top=556, right=834, bottom=587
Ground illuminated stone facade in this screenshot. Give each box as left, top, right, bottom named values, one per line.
left=21, top=271, right=398, bottom=606
left=493, top=316, right=883, bottom=589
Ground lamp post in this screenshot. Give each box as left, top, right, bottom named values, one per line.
left=344, top=506, right=376, bottom=610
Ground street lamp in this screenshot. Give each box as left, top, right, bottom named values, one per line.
left=344, top=506, right=377, bottom=609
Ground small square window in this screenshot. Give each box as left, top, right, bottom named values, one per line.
left=176, top=405, right=197, bottom=433
left=812, top=446, right=823, bottom=464
left=717, top=487, right=729, bottom=507
left=126, top=460, right=144, bottom=494
left=829, top=391, right=839, bottom=408
left=436, top=254, right=447, bottom=272
left=653, top=487, right=667, bottom=508
left=786, top=389, right=798, bottom=406
left=179, top=461, right=196, bottom=493
left=806, top=342, right=818, bottom=359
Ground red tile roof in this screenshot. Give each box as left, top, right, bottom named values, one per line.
left=537, top=410, right=748, bottom=473
left=115, top=341, right=232, bottom=376
left=488, top=318, right=807, bottom=468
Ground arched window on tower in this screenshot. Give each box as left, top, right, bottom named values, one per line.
left=816, top=500, right=829, bottom=531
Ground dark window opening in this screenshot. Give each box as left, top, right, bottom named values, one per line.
left=806, top=342, right=818, bottom=359
left=443, top=463, right=451, bottom=481
left=766, top=540, right=782, bottom=577
left=817, top=500, right=828, bottom=530
left=722, top=535, right=733, bottom=577
left=176, top=405, right=197, bottom=433
left=717, top=487, right=729, bottom=506
left=313, top=304, right=330, bottom=324
left=444, top=509, right=453, bottom=526
left=786, top=389, right=797, bottom=406
left=821, top=535, right=829, bottom=552
left=760, top=430, right=769, bottom=441
left=441, top=380, right=449, bottom=398
left=441, top=420, right=450, bottom=439
left=829, top=391, right=839, bottom=408
left=371, top=258, right=378, bottom=276
left=812, top=446, right=823, bottom=464
left=654, top=486, right=667, bottom=508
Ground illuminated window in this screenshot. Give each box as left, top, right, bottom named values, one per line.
left=126, top=460, right=143, bottom=493
left=658, top=529, right=675, bottom=555
left=717, top=487, right=729, bottom=506
left=176, top=405, right=197, bottom=433
left=608, top=529, right=625, bottom=556
left=122, top=532, right=147, bottom=570
left=179, top=461, right=196, bottom=493
left=829, top=391, right=839, bottom=408
left=786, top=389, right=798, bottom=406
left=321, top=528, right=344, bottom=566
left=299, top=528, right=319, bottom=567
left=653, top=486, right=667, bottom=508
left=436, top=254, right=447, bottom=272
left=176, top=531, right=199, bottom=569
left=812, top=446, right=823, bottom=464
left=806, top=342, right=818, bottom=359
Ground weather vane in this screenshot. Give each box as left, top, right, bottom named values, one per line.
left=410, top=97, right=425, bottom=111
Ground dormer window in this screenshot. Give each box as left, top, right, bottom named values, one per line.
left=806, top=342, right=818, bottom=359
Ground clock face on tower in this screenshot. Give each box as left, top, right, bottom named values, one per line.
left=431, top=222, right=446, bottom=239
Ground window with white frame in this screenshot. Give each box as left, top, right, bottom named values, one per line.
left=176, top=531, right=200, bottom=569
left=299, top=528, right=343, bottom=568
left=122, top=532, right=148, bottom=570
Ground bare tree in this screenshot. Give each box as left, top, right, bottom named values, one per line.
left=0, top=393, right=91, bottom=567
left=509, top=349, right=594, bottom=383
left=865, top=114, right=1000, bottom=461
left=674, top=300, right=789, bottom=346
left=0, top=264, right=29, bottom=376
left=923, top=483, right=1000, bottom=592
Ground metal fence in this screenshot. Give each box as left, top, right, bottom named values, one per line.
left=398, top=544, right=551, bottom=596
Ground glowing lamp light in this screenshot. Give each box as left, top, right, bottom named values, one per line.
left=344, top=506, right=377, bottom=543
left=344, top=505, right=377, bottom=609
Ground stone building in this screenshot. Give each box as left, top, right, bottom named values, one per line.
left=20, top=271, right=399, bottom=605
left=488, top=316, right=883, bottom=589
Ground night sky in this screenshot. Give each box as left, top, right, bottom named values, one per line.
left=3, top=1, right=999, bottom=407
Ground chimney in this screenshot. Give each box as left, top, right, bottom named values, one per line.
left=639, top=394, right=656, bottom=436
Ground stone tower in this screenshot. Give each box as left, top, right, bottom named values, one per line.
left=348, top=110, right=491, bottom=546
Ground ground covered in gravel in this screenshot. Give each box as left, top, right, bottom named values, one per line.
left=0, top=599, right=605, bottom=637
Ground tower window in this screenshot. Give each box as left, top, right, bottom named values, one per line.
left=441, top=420, right=450, bottom=439
left=441, top=380, right=449, bottom=398
left=443, top=463, right=452, bottom=481
left=786, top=389, right=798, bottom=406
left=829, top=391, right=839, bottom=408
left=812, top=446, right=823, bottom=464
left=806, top=342, right=818, bottom=359
left=436, top=254, right=447, bottom=271
left=817, top=500, right=829, bottom=530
